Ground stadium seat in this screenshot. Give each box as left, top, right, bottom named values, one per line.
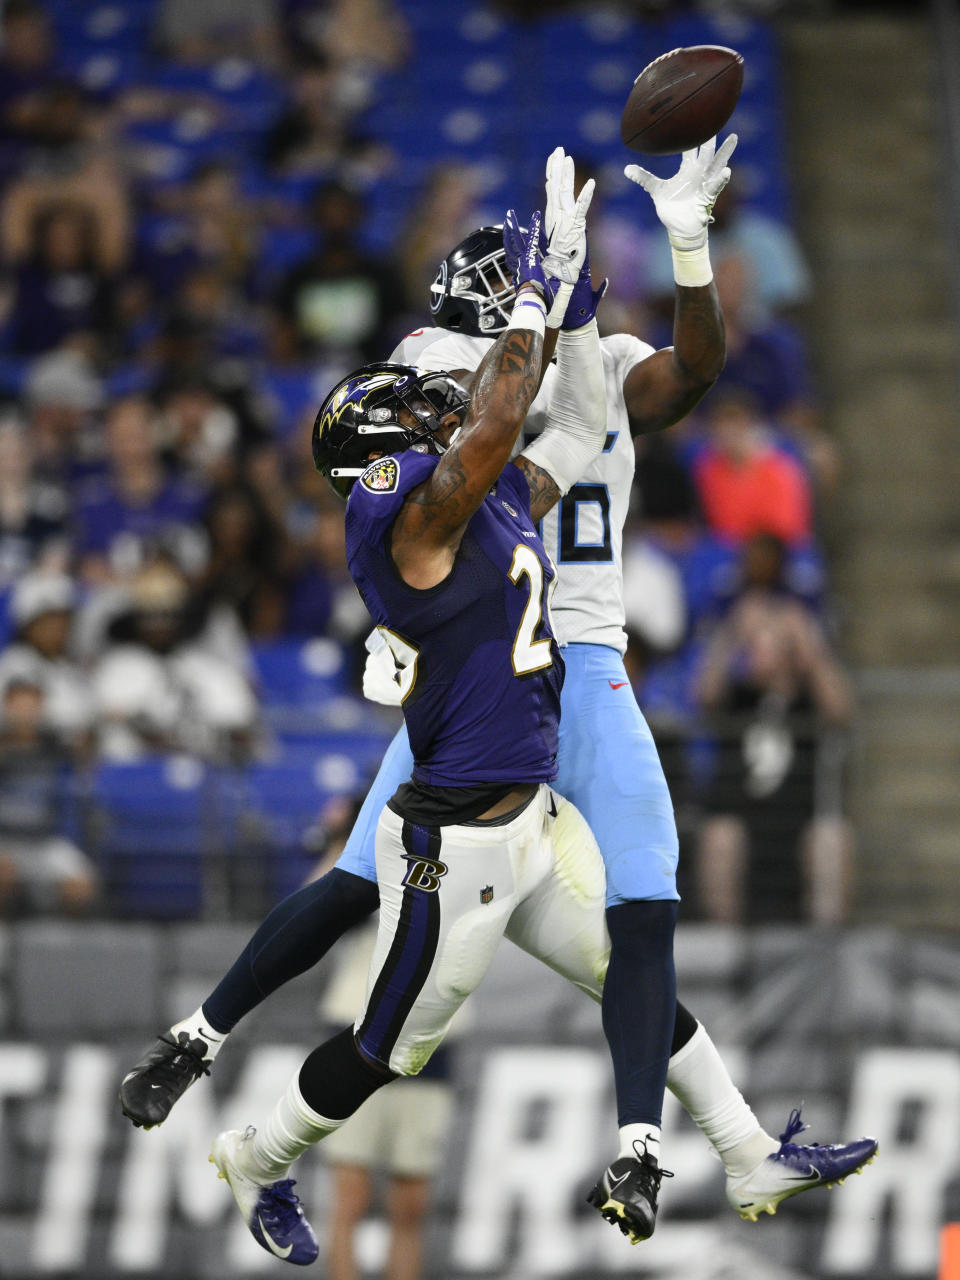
left=251, top=637, right=349, bottom=708
left=241, top=755, right=337, bottom=900
left=90, top=757, right=216, bottom=920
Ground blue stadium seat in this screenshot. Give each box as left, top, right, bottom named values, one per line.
left=251, top=225, right=319, bottom=297
left=52, top=2, right=153, bottom=50
left=251, top=638, right=349, bottom=709
left=0, top=356, right=30, bottom=399
left=91, top=758, right=214, bottom=919
left=60, top=49, right=144, bottom=95
left=242, top=754, right=341, bottom=899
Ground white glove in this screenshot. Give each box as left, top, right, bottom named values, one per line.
left=542, top=146, right=595, bottom=284
left=362, top=636, right=403, bottom=706
left=625, top=133, right=737, bottom=250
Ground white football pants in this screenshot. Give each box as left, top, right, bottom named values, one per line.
left=354, top=784, right=609, bottom=1075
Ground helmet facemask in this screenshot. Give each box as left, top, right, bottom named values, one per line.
left=312, top=365, right=470, bottom=498
left=429, top=226, right=518, bottom=336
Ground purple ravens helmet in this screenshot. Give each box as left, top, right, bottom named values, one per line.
left=429, top=226, right=517, bottom=336
left=312, top=363, right=470, bottom=498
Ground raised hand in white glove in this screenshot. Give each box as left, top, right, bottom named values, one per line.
left=625, top=133, right=737, bottom=250
left=542, top=146, right=595, bottom=284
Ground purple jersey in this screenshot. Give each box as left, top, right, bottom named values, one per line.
left=345, top=448, right=564, bottom=788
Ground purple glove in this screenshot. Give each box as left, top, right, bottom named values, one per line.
left=502, top=209, right=526, bottom=282
left=561, top=238, right=608, bottom=330
left=504, top=209, right=558, bottom=305
left=504, top=209, right=579, bottom=327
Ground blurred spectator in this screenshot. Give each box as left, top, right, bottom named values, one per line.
left=2, top=202, right=119, bottom=356
left=148, top=162, right=260, bottom=289
left=632, top=436, right=737, bottom=632
left=710, top=255, right=840, bottom=500
left=260, top=47, right=391, bottom=194
left=156, top=376, right=240, bottom=488
left=263, top=54, right=349, bottom=178
left=0, top=676, right=96, bottom=917
left=287, top=503, right=368, bottom=644
left=0, top=572, right=93, bottom=750
left=0, top=414, right=69, bottom=584
left=3, top=129, right=130, bottom=266
left=159, top=267, right=264, bottom=365
left=710, top=257, right=813, bottom=425
left=276, top=182, right=406, bottom=362
left=622, top=536, right=687, bottom=663
left=0, top=0, right=58, bottom=161
left=286, top=505, right=343, bottom=639
left=92, top=558, right=259, bottom=763
left=693, top=533, right=855, bottom=926
left=154, top=0, right=285, bottom=68
left=315, top=0, right=410, bottom=75
left=622, top=441, right=727, bottom=835
left=397, top=164, right=483, bottom=311
left=315, top=795, right=454, bottom=1280
left=198, top=482, right=291, bottom=638
left=693, top=387, right=814, bottom=547
left=22, top=343, right=105, bottom=483
left=74, top=395, right=206, bottom=583
left=0, top=2, right=117, bottom=190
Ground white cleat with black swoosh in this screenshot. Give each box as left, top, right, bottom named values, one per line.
left=726, top=1108, right=878, bottom=1222
left=210, top=1127, right=318, bottom=1265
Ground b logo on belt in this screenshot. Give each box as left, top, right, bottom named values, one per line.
left=401, top=856, right=449, bottom=894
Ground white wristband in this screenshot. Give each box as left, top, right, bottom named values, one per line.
left=669, top=240, right=713, bottom=288
left=506, top=288, right=546, bottom=336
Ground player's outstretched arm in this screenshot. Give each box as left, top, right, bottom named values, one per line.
left=621, top=135, right=737, bottom=434
left=391, top=219, right=549, bottom=587
left=513, top=254, right=608, bottom=518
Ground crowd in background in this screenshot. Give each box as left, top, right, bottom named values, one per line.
left=0, top=0, right=854, bottom=927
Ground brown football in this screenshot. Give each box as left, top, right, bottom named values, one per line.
left=621, top=45, right=744, bottom=155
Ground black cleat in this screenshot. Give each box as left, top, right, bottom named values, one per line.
left=587, top=1146, right=673, bottom=1245
left=119, top=1032, right=212, bottom=1129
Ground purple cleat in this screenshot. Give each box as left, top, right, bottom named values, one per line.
left=210, top=1127, right=318, bottom=1265
left=726, top=1108, right=878, bottom=1222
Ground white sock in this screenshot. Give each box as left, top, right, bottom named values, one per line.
left=666, top=1023, right=778, bottom=1176
left=243, top=1074, right=344, bottom=1182
left=170, top=1007, right=227, bottom=1063
left=618, top=1123, right=661, bottom=1162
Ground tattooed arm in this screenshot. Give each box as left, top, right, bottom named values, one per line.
left=442, top=323, right=558, bottom=399
left=512, top=456, right=561, bottom=522
left=391, top=318, right=544, bottom=589
left=622, top=280, right=726, bottom=435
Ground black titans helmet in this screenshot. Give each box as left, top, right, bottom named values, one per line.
left=312, top=363, right=470, bottom=499
left=429, top=225, right=516, bottom=337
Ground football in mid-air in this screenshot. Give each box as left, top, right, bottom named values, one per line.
left=621, top=45, right=744, bottom=155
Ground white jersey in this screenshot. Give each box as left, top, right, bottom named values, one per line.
left=390, top=326, right=655, bottom=654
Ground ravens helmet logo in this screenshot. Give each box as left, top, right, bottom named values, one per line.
left=360, top=457, right=399, bottom=494
left=312, top=363, right=470, bottom=500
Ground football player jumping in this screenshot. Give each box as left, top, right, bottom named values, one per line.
left=207, top=169, right=620, bottom=1262
left=120, top=142, right=876, bottom=1251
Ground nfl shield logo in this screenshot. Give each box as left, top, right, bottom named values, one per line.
left=360, top=457, right=399, bottom=493
left=480, top=885, right=494, bottom=904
